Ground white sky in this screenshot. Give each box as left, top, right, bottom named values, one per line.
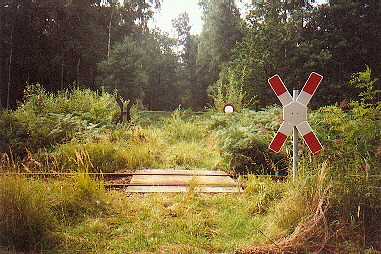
left=147, top=0, right=327, bottom=37
left=148, top=0, right=255, bottom=37
left=149, top=0, right=204, bottom=37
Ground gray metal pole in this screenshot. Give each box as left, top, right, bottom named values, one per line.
left=292, top=89, right=299, bottom=180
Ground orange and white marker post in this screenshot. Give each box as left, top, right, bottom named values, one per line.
left=268, top=72, right=323, bottom=179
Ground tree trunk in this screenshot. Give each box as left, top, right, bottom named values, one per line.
left=7, top=12, right=15, bottom=109
left=0, top=1, right=3, bottom=108
left=61, top=49, right=64, bottom=90
left=115, top=95, right=132, bottom=123
left=107, top=6, right=114, bottom=59
left=76, top=57, right=80, bottom=86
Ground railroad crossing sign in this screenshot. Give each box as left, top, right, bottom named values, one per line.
left=268, top=72, right=323, bottom=154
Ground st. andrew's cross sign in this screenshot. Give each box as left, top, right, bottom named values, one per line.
left=268, top=72, right=323, bottom=154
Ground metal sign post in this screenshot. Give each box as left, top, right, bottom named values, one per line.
left=292, top=89, right=299, bottom=180
left=267, top=73, right=323, bottom=180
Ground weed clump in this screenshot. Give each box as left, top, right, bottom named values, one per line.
left=0, top=175, right=56, bottom=251
left=49, top=173, right=108, bottom=222
left=244, top=175, right=285, bottom=215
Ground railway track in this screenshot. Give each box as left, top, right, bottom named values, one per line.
left=1, top=169, right=240, bottom=192
left=1, top=169, right=287, bottom=192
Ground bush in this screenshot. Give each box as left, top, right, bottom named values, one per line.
left=309, top=103, right=380, bottom=172
left=210, top=108, right=289, bottom=175
left=0, top=85, right=119, bottom=157
left=0, top=111, right=29, bottom=156
left=209, top=66, right=248, bottom=112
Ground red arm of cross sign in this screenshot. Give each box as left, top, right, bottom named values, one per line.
left=269, top=121, right=293, bottom=153
left=268, top=75, right=293, bottom=106
left=296, top=121, right=323, bottom=154
left=296, top=72, right=323, bottom=106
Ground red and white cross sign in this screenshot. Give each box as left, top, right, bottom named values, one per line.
left=268, top=72, right=323, bottom=154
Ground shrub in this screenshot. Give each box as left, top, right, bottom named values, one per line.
left=209, top=66, right=249, bottom=112
left=210, top=108, right=289, bottom=175
left=309, top=103, right=380, bottom=172
left=0, top=111, right=29, bottom=157
left=0, top=85, right=119, bottom=157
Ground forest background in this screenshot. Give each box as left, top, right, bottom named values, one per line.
left=0, top=0, right=380, bottom=111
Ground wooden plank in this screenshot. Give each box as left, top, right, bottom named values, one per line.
left=132, top=169, right=230, bottom=176
left=125, top=169, right=241, bottom=193
left=129, top=175, right=236, bottom=186
left=104, top=183, right=238, bottom=188
left=125, top=186, right=242, bottom=193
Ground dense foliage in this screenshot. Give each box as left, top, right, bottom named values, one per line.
left=217, top=0, right=381, bottom=109
left=0, top=0, right=160, bottom=108
left=0, top=84, right=118, bottom=155
left=2, top=0, right=378, bottom=111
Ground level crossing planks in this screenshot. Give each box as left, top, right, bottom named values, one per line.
left=124, top=169, right=242, bottom=193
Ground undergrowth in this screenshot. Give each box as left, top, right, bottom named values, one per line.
left=0, top=73, right=380, bottom=252
left=0, top=173, right=107, bottom=252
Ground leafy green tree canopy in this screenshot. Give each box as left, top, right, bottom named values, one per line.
left=98, top=36, right=148, bottom=101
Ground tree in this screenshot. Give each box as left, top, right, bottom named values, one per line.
left=299, top=0, right=381, bottom=106
left=172, top=12, right=199, bottom=109
left=142, top=30, right=182, bottom=110
left=0, top=0, right=107, bottom=108
left=104, top=0, right=160, bottom=57
left=98, top=36, right=148, bottom=101
left=225, top=0, right=381, bottom=109
left=0, top=0, right=160, bottom=108
left=222, top=2, right=304, bottom=108
left=195, top=0, right=243, bottom=109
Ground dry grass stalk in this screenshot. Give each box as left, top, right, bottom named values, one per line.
left=238, top=163, right=349, bottom=254
left=238, top=187, right=331, bottom=254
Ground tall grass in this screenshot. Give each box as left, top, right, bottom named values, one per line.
left=0, top=175, right=56, bottom=251
left=52, top=192, right=266, bottom=253
left=0, top=173, right=107, bottom=252
left=29, top=109, right=225, bottom=172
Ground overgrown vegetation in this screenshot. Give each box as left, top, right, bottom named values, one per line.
left=0, top=84, right=119, bottom=156
left=1, top=0, right=379, bottom=252
left=0, top=71, right=380, bottom=252
left=0, top=173, right=106, bottom=251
